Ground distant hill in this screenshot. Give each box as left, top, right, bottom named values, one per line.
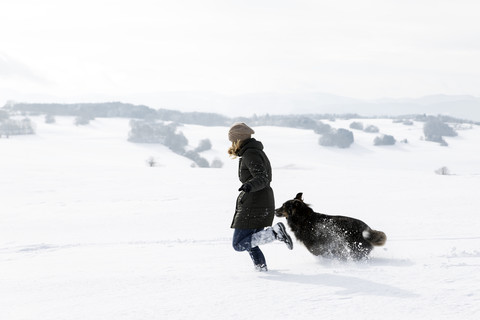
left=370, top=95, right=480, bottom=121
left=117, top=92, right=480, bottom=121
left=3, top=93, right=480, bottom=122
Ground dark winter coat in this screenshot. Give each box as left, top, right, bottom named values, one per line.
left=231, top=138, right=275, bottom=229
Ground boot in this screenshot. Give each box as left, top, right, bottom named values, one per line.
left=255, top=264, right=268, bottom=272
left=273, top=222, right=293, bottom=250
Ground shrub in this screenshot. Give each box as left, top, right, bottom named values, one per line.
left=184, top=150, right=210, bottom=168
left=313, top=121, right=332, bottom=135
left=364, top=125, right=379, bottom=133
left=146, top=157, right=157, bottom=167
left=349, top=122, right=364, bottom=130
left=423, top=119, right=457, bottom=144
left=319, top=133, right=336, bottom=147
left=195, top=139, right=212, bottom=152
left=435, top=166, right=450, bottom=175
left=374, top=134, right=396, bottom=146
left=194, top=157, right=210, bottom=168
left=74, top=115, right=93, bottom=126
left=165, top=131, right=188, bottom=154
left=319, top=128, right=354, bottom=148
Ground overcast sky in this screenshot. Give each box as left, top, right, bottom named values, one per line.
left=1, top=0, right=480, bottom=109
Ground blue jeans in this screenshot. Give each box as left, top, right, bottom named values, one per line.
left=232, top=228, right=266, bottom=266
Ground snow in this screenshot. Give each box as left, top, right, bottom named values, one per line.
left=1, top=116, right=480, bottom=319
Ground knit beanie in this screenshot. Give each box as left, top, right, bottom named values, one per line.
left=228, top=122, right=255, bottom=142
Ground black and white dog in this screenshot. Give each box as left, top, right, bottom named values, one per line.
left=275, top=193, right=386, bottom=260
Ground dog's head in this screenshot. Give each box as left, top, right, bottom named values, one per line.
left=275, top=192, right=307, bottom=219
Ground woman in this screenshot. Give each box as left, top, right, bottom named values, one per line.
left=228, top=122, right=293, bottom=271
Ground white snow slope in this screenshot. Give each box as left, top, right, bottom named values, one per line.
left=1, top=117, right=480, bottom=320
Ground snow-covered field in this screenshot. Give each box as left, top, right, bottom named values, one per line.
left=1, top=116, right=480, bottom=319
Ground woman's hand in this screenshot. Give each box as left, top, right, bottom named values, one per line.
left=238, top=183, right=252, bottom=192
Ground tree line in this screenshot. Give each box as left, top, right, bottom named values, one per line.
left=1, top=102, right=471, bottom=148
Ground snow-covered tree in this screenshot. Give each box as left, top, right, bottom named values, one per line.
left=319, top=128, right=354, bottom=148
left=374, top=134, right=396, bottom=146
left=423, top=119, right=457, bottom=145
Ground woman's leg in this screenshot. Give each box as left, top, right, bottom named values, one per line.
left=232, top=228, right=270, bottom=267
left=249, top=246, right=266, bottom=267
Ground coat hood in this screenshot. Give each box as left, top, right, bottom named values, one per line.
left=238, top=138, right=264, bottom=157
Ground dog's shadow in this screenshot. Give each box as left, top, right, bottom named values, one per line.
left=315, top=256, right=415, bottom=268
left=260, top=270, right=418, bottom=298
left=365, top=257, right=415, bottom=267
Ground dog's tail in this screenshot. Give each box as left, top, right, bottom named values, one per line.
left=363, top=229, right=387, bottom=246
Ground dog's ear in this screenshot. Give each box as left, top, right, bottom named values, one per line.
left=295, top=192, right=303, bottom=201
